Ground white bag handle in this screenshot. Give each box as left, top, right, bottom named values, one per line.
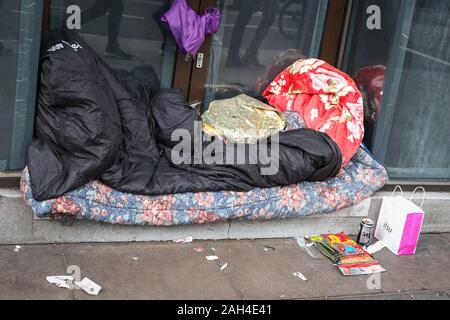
left=410, top=186, right=426, bottom=208
left=392, top=185, right=403, bottom=198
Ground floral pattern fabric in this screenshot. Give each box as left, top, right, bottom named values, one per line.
left=21, top=112, right=388, bottom=226
left=263, top=58, right=365, bottom=167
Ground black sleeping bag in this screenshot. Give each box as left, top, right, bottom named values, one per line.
left=27, top=29, right=342, bottom=201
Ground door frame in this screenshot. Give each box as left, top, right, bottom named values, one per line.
left=181, top=0, right=352, bottom=107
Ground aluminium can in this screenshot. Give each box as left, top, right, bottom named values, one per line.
left=357, top=218, right=375, bottom=246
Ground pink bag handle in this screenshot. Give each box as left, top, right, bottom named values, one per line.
left=392, top=185, right=403, bottom=198
left=410, top=186, right=426, bottom=208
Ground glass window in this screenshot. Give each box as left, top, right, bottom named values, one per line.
left=49, top=0, right=177, bottom=88
left=343, top=0, right=450, bottom=180
left=204, top=0, right=329, bottom=107
left=0, top=0, right=43, bottom=171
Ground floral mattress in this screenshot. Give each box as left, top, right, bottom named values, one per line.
left=21, top=112, right=388, bottom=226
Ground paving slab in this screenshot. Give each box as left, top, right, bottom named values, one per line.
left=0, top=244, right=72, bottom=300
left=60, top=242, right=243, bottom=300
left=204, top=239, right=383, bottom=299
left=0, top=196, right=34, bottom=244
left=0, top=234, right=449, bottom=300
left=372, top=233, right=450, bottom=293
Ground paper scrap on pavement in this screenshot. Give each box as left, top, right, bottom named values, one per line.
left=293, top=272, right=308, bottom=281
left=365, top=241, right=386, bottom=255
left=74, top=277, right=102, bottom=296
left=47, top=276, right=101, bottom=295
left=14, top=245, right=22, bottom=253
left=296, top=237, right=320, bottom=259
left=194, top=246, right=205, bottom=252
left=220, top=263, right=228, bottom=270
left=173, top=236, right=193, bottom=243
left=46, top=276, right=75, bottom=289
left=206, top=256, right=219, bottom=261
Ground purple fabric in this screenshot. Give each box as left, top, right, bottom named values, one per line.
left=161, top=0, right=221, bottom=56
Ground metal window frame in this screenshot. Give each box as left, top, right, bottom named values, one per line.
left=0, top=0, right=44, bottom=171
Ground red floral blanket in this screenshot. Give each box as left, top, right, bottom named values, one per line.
left=263, top=58, right=364, bottom=166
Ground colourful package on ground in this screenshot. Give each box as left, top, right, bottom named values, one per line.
left=309, top=232, right=373, bottom=264
left=309, top=232, right=385, bottom=276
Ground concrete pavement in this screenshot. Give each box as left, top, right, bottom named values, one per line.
left=1, top=234, right=449, bottom=300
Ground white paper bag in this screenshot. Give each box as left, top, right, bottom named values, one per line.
left=375, top=186, right=425, bottom=256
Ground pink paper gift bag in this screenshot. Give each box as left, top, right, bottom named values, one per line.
left=375, top=186, right=425, bottom=256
